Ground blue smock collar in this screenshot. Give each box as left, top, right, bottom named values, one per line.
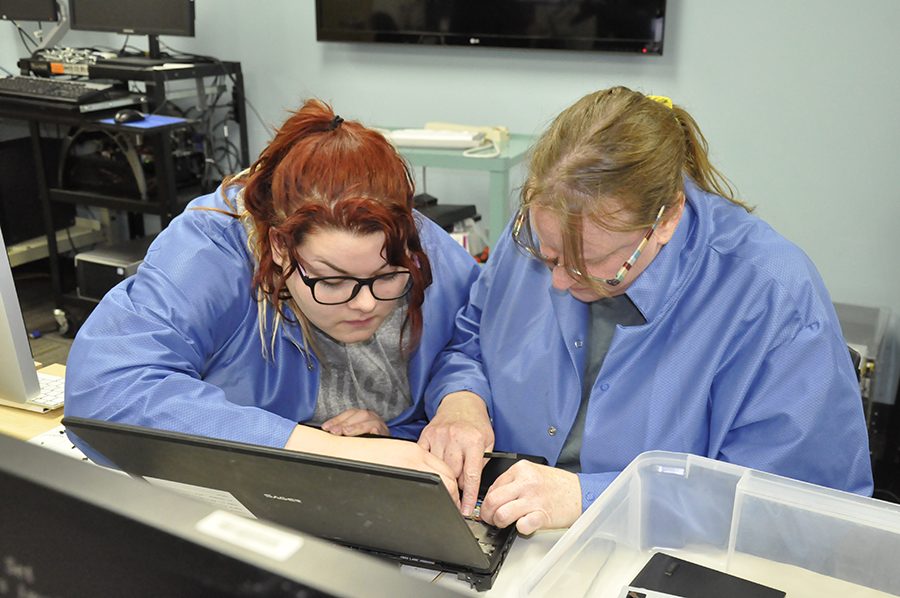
left=625, top=178, right=705, bottom=324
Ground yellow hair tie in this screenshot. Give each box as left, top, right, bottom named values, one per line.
left=647, top=95, right=673, bottom=109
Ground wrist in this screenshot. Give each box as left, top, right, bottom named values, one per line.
left=285, top=425, right=342, bottom=454
left=439, top=391, right=488, bottom=417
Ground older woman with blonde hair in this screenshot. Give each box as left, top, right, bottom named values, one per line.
left=422, top=86, right=872, bottom=528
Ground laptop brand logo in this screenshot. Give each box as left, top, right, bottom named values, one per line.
left=264, top=493, right=303, bottom=504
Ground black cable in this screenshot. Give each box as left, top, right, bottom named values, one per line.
left=13, top=21, right=37, bottom=48
left=118, top=45, right=145, bottom=56
left=159, top=41, right=272, bottom=135
left=0, top=65, right=13, bottom=77
left=164, top=100, right=188, bottom=117
left=150, top=49, right=244, bottom=185
left=206, top=155, right=226, bottom=180
left=214, top=145, right=238, bottom=175
left=198, top=82, right=232, bottom=178
left=15, top=23, right=38, bottom=52
left=64, top=226, right=79, bottom=255
left=223, top=138, right=241, bottom=172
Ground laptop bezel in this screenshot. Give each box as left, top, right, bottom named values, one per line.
left=62, top=416, right=517, bottom=588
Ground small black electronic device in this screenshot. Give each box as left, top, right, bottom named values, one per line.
left=75, top=234, right=156, bottom=301
left=113, top=108, right=145, bottom=124
left=628, top=552, right=786, bottom=598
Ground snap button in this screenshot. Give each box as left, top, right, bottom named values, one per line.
left=548, top=426, right=557, bottom=436
left=574, top=340, right=584, bottom=348
left=600, top=383, right=610, bottom=391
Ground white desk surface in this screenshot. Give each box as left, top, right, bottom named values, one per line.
left=0, top=363, right=65, bottom=440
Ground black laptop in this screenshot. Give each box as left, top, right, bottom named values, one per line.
left=63, top=416, right=525, bottom=591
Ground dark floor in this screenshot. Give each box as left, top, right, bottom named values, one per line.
left=14, top=264, right=73, bottom=367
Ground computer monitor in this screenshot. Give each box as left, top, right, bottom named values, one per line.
left=0, top=0, right=58, bottom=22
left=0, top=433, right=457, bottom=597
left=70, top=0, right=195, bottom=58
left=0, top=226, right=45, bottom=411
left=70, top=0, right=194, bottom=36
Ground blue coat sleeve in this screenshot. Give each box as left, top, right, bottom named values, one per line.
left=712, top=312, right=873, bottom=496
left=423, top=222, right=522, bottom=419
left=573, top=317, right=872, bottom=510
left=431, top=189, right=872, bottom=511
left=64, top=206, right=298, bottom=448
left=385, top=214, right=482, bottom=439
left=410, top=215, right=485, bottom=420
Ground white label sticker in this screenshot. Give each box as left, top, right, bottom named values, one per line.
left=144, top=477, right=256, bottom=518
left=195, top=510, right=303, bottom=562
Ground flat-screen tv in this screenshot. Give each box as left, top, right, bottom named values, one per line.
left=316, top=0, right=666, bottom=55
left=0, top=0, right=58, bottom=22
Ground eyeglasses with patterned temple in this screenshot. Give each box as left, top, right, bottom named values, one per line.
left=295, top=262, right=413, bottom=305
left=511, top=205, right=666, bottom=287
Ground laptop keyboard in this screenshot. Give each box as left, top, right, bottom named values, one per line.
left=30, top=372, right=65, bottom=410
left=465, top=519, right=502, bottom=556
left=464, top=502, right=501, bottom=556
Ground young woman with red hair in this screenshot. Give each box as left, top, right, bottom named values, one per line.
left=64, top=100, right=480, bottom=491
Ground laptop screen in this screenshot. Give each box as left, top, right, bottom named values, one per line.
left=63, top=416, right=508, bottom=578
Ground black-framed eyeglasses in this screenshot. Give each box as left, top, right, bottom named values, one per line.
left=511, top=205, right=666, bottom=287
left=295, top=262, right=413, bottom=305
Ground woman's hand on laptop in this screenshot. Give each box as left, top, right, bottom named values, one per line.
left=418, top=391, right=494, bottom=517
left=321, top=409, right=389, bottom=437
left=363, top=440, right=461, bottom=506
left=478, top=461, right=581, bottom=535
left=285, top=425, right=460, bottom=505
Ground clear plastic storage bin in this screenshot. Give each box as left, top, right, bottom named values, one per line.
left=521, top=452, right=900, bottom=597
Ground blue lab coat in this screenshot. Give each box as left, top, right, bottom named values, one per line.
left=427, top=178, right=873, bottom=509
left=65, top=186, right=480, bottom=445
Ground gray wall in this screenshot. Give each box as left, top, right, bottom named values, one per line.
left=2, top=0, right=899, bottom=327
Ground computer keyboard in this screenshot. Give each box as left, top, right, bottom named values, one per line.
left=30, top=372, right=65, bottom=411
left=0, top=75, right=114, bottom=104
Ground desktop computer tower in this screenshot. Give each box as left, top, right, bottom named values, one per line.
left=75, top=234, right=157, bottom=301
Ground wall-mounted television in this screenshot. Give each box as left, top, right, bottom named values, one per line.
left=316, top=0, right=666, bottom=55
